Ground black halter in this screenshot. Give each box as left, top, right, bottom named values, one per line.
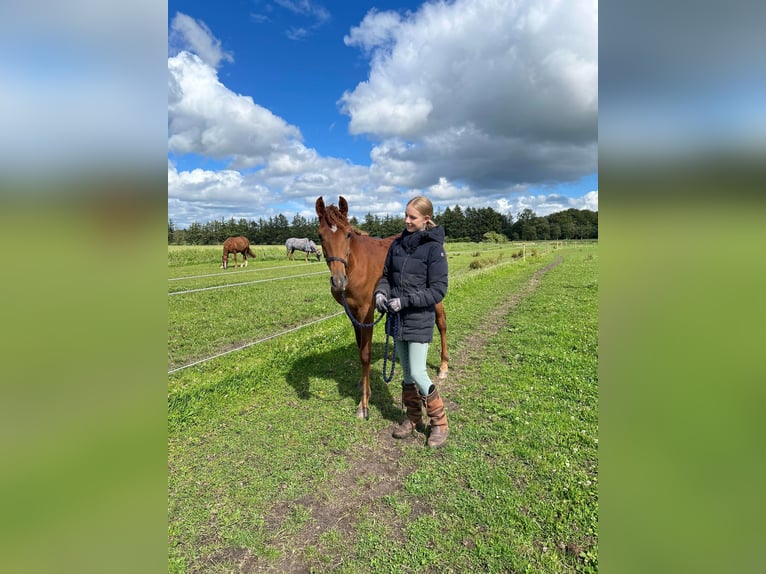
left=324, top=255, right=348, bottom=267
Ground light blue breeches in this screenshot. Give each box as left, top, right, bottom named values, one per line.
left=395, top=340, right=433, bottom=396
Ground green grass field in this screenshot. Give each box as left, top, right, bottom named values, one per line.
left=168, top=241, right=597, bottom=573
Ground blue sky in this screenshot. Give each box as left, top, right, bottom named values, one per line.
left=168, top=0, right=598, bottom=228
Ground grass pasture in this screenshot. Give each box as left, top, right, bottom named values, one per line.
left=168, top=241, right=598, bottom=573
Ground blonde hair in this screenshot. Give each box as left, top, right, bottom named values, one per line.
left=407, top=196, right=436, bottom=229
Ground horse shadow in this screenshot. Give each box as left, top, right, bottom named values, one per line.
left=284, top=341, right=401, bottom=423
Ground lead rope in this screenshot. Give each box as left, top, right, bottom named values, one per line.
left=339, top=291, right=385, bottom=328
left=339, top=291, right=398, bottom=382
left=381, top=311, right=400, bottom=383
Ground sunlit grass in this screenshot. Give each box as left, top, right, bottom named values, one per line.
left=168, top=242, right=597, bottom=573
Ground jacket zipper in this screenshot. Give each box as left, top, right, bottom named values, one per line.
left=398, top=250, right=410, bottom=297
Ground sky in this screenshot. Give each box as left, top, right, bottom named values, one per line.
left=167, top=0, right=598, bottom=228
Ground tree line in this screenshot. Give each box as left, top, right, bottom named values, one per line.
left=168, top=205, right=597, bottom=245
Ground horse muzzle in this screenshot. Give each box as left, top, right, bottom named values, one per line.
left=329, top=274, right=348, bottom=293
left=325, top=255, right=348, bottom=293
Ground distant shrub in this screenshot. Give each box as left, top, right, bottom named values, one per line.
left=482, top=231, right=507, bottom=243
left=468, top=253, right=504, bottom=271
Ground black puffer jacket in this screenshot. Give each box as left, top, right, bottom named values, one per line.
left=375, top=226, right=448, bottom=343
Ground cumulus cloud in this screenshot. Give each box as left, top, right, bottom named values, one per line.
left=166, top=43, right=380, bottom=223
left=426, top=177, right=476, bottom=203
left=499, top=189, right=599, bottom=218
left=169, top=12, right=233, bottom=68
left=168, top=51, right=303, bottom=168
left=341, top=0, right=597, bottom=188
left=343, top=8, right=402, bottom=55
left=168, top=160, right=279, bottom=223
left=167, top=3, right=597, bottom=227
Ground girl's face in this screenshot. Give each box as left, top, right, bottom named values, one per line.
left=404, top=206, right=430, bottom=232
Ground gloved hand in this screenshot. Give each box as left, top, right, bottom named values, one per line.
left=387, top=297, right=402, bottom=313
left=375, top=293, right=388, bottom=313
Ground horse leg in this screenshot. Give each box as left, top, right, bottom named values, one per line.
left=435, top=302, right=449, bottom=380
left=243, top=252, right=248, bottom=267
left=355, top=326, right=373, bottom=420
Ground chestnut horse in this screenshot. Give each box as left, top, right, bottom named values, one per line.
left=221, top=236, right=256, bottom=269
left=316, top=196, right=448, bottom=420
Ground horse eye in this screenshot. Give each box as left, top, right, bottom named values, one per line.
left=346, top=232, right=352, bottom=239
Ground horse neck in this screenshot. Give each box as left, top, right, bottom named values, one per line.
left=346, top=232, right=392, bottom=289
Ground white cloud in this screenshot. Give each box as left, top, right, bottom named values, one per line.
left=500, top=189, right=598, bottom=218
left=426, top=177, right=468, bottom=203
left=168, top=160, right=279, bottom=223
left=343, top=9, right=402, bottom=55
left=169, top=162, right=247, bottom=202
left=169, top=12, right=233, bottom=68
left=274, top=0, right=330, bottom=39
left=274, top=0, right=330, bottom=22
left=579, top=190, right=599, bottom=212
left=168, top=51, right=303, bottom=168
left=166, top=4, right=597, bottom=227
left=340, top=0, right=597, bottom=188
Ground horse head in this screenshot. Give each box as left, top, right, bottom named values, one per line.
left=316, top=196, right=351, bottom=293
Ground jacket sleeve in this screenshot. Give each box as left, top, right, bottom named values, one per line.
left=405, top=243, right=448, bottom=308
left=374, top=245, right=394, bottom=297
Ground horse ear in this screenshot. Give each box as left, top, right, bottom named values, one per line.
left=315, top=196, right=325, bottom=217
left=339, top=196, right=348, bottom=217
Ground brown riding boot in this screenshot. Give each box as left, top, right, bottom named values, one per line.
left=392, top=384, right=423, bottom=439
left=425, top=385, right=449, bottom=448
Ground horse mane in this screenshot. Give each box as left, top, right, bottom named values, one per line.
left=323, top=205, right=348, bottom=229
left=324, top=204, right=367, bottom=236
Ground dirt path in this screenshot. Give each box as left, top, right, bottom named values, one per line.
left=214, top=257, right=563, bottom=573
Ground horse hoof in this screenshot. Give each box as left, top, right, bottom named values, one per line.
left=355, top=406, right=369, bottom=420
left=437, top=369, right=448, bottom=381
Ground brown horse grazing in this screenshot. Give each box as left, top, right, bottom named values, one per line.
left=316, top=196, right=449, bottom=420
left=221, top=236, right=256, bottom=269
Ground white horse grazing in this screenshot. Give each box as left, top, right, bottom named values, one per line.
left=285, top=238, right=321, bottom=262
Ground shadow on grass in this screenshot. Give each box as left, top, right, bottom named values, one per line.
left=285, top=340, right=401, bottom=423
